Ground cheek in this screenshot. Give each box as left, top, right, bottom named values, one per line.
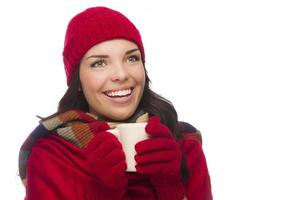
left=131, top=67, right=146, bottom=103
left=133, top=66, right=146, bottom=86
left=79, top=69, right=105, bottom=94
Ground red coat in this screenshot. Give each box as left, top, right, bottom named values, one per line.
left=25, top=123, right=212, bottom=200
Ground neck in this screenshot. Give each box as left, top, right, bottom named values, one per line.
left=91, top=109, right=146, bottom=123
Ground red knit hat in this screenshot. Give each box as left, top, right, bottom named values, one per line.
left=63, top=7, right=145, bottom=85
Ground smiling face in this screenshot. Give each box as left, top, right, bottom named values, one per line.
left=79, top=39, right=146, bottom=121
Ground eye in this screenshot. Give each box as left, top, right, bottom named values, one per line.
left=90, top=59, right=107, bottom=68
left=127, top=55, right=141, bottom=63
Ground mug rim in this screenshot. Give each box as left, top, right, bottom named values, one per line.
left=117, top=122, right=147, bottom=128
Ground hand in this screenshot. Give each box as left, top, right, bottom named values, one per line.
left=135, top=116, right=185, bottom=198
left=85, top=128, right=127, bottom=192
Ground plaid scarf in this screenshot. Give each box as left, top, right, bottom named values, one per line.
left=18, top=109, right=148, bottom=186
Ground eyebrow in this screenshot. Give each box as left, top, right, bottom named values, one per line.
left=126, top=48, right=140, bottom=55
left=86, top=48, right=140, bottom=60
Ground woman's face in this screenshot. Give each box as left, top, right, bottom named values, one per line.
left=79, top=39, right=145, bottom=121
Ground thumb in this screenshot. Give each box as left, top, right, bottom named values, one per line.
left=88, top=121, right=110, bottom=133
left=146, top=116, right=171, bottom=137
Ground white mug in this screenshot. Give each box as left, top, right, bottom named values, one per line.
left=108, top=123, right=148, bottom=172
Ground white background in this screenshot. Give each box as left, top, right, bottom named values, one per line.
left=1, top=0, right=291, bottom=199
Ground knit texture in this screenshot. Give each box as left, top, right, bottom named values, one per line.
left=23, top=123, right=212, bottom=199
left=18, top=110, right=148, bottom=186
left=85, top=131, right=127, bottom=193
left=135, top=116, right=186, bottom=199
left=63, top=6, right=145, bottom=85
left=21, top=117, right=212, bottom=199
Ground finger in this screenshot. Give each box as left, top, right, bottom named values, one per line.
left=135, top=138, right=177, bottom=154
left=135, top=149, right=179, bottom=165
left=103, top=159, right=127, bottom=178
left=148, top=116, right=161, bottom=124
left=145, top=120, right=171, bottom=137
left=88, top=121, right=110, bottom=133
left=95, top=137, right=123, bottom=159
left=136, top=162, right=170, bottom=175
left=99, top=149, right=126, bottom=169
left=85, top=131, right=117, bottom=151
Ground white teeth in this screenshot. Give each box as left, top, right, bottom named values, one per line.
left=106, top=89, right=132, bottom=97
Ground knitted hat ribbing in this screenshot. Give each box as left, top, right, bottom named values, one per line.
left=63, top=7, right=145, bottom=85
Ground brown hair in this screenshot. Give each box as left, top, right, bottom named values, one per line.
left=48, top=65, right=189, bottom=182
left=57, top=66, right=179, bottom=136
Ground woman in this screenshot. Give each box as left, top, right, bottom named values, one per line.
left=19, top=6, right=212, bottom=200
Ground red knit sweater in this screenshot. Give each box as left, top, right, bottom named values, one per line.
left=25, top=127, right=212, bottom=200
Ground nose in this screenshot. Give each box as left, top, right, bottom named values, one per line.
left=110, top=63, right=129, bottom=82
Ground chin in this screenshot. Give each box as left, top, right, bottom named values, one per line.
left=108, top=110, right=135, bottom=121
